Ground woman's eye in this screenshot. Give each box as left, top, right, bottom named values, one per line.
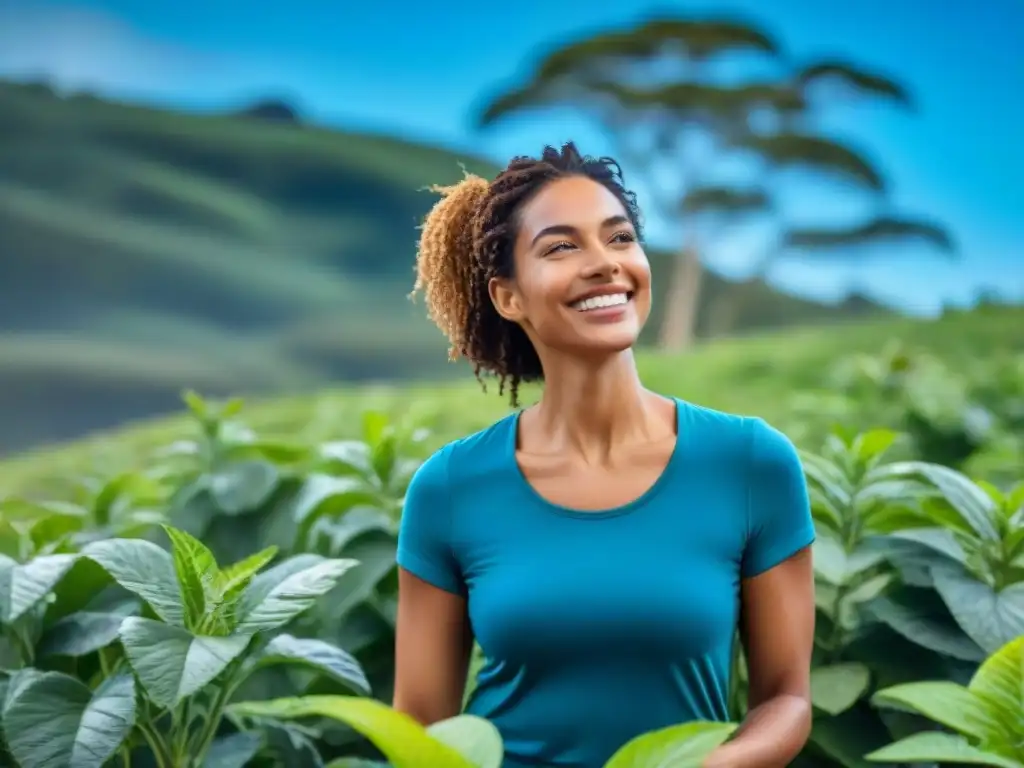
left=545, top=241, right=575, bottom=255
left=610, top=231, right=635, bottom=244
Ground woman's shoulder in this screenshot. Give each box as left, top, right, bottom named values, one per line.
left=673, top=398, right=797, bottom=465
left=413, top=411, right=519, bottom=488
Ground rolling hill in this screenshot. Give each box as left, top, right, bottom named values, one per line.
left=0, top=79, right=894, bottom=453
left=0, top=303, right=1019, bottom=500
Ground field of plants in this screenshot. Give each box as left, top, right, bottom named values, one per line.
left=0, top=306, right=1021, bottom=767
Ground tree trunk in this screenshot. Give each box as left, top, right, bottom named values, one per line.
left=657, top=244, right=703, bottom=350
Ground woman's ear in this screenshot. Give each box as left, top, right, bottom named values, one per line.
left=488, top=277, right=524, bottom=322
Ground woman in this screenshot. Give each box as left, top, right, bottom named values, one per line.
left=394, top=143, right=815, bottom=767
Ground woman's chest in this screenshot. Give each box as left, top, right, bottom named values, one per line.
left=458, top=491, right=746, bottom=666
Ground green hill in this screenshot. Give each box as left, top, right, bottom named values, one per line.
left=0, top=80, right=894, bottom=452
left=1, top=303, right=1019, bottom=499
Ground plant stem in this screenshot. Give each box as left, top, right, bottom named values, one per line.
left=137, top=723, right=172, bottom=768
left=191, top=680, right=237, bottom=762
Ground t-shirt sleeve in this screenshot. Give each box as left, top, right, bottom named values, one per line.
left=741, top=418, right=816, bottom=579
left=396, top=444, right=466, bottom=596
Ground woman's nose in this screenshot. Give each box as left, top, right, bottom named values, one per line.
left=580, top=245, right=621, bottom=279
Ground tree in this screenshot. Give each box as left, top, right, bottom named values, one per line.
left=477, top=16, right=955, bottom=349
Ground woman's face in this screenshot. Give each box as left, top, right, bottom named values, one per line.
left=489, top=175, right=652, bottom=359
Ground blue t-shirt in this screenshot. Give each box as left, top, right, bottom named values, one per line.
left=397, top=398, right=814, bottom=767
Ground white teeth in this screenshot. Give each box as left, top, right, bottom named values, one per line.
left=572, top=292, right=629, bottom=311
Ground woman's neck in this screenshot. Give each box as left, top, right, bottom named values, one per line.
left=530, top=350, right=658, bottom=463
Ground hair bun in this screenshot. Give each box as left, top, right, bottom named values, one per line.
left=412, top=171, right=491, bottom=360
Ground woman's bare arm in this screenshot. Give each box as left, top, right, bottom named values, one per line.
left=393, top=568, right=474, bottom=725
left=704, top=547, right=815, bottom=767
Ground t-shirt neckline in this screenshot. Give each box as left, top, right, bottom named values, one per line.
left=505, top=396, right=688, bottom=520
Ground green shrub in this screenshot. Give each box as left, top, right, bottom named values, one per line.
left=0, top=367, right=1020, bottom=766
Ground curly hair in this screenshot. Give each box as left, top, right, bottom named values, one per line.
left=411, top=142, right=643, bottom=406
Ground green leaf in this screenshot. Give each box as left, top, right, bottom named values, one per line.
left=427, top=715, right=503, bottom=768
left=201, top=731, right=264, bottom=768
left=932, top=568, right=1024, bottom=653
left=219, top=546, right=278, bottom=596
left=38, top=600, right=139, bottom=657
left=235, top=555, right=357, bottom=634
left=854, top=429, right=899, bottom=463
left=810, top=663, right=871, bottom=715
left=868, top=594, right=986, bottom=662
left=292, top=475, right=383, bottom=548
left=252, top=634, right=371, bottom=695
left=229, top=696, right=474, bottom=767
left=119, top=616, right=250, bottom=708
left=2, top=671, right=135, bottom=768
left=865, top=731, right=1024, bottom=767
left=211, top=461, right=280, bottom=515
left=164, top=525, right=220, bottom=628
left=604, top=721, right=738, bottom=767
left=0, top=553, right=78, bottom=623
left=968, top=635, right=1023, bottom=740
left=880, top=462, right=999, bottom=541
left=871, top=681, right=1005, bottom=743
left=82, top=538, right=185, bottom=625
left=319, top=440, right=376, bottom=479
left=812, top=536, right=885, bottom=586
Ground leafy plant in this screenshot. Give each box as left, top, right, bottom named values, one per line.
left=0, top=525, right=370, bottom=768
left=867, top=635, right=1024, bottom=766
left=230, top=695, right=738, bottom=768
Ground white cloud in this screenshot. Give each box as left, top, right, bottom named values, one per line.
left=0, top=3, right=304, bottom=108
left=0, top=5, right=221, bottom=96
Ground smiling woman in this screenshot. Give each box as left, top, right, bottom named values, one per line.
left=397, top=142, right=816, bottom=768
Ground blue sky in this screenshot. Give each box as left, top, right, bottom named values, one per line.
left=1, top=0, right=1021, bottom=314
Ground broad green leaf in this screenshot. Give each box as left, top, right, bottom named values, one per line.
left=968, top=635, right=1023, bottom=739
left=202, top=731, right=264, bottom=768
left=38, top=600, right=139, bottom=657
left=3, top=671, right=135, bottom=768
left=880, top=462, right=999, bottom=541
left=292, top=475, right=383, bottom=547
left=229, top=696, right=473, bottom=767
left=319, top=440, right=376, bottom=479
left=604, top=721, right=738, bottom=767
left=932, top=568, right=1024, bottom=653
left=82, top=538, right=185, bottom=625
left=865, top=731, right=1024, bottom=767
left=427, top=715, right=503, bottom=768
left=886, top=527, right=965, bottom=564
left=812, top=535, right=848, bottom=585
left=235, top=555, right=357, bottom=634
left=811, top=663, right=871, bottom=715
left=326, top=532, right=397, bottom=618
left=164, top=525, right=220, bottom=628
left=211, top=461, right=280, bottom=515
left=119, top=616, right=250, bottom=708
left=252, top=634, right=371, bottom=695
left=841, top=572, right=893, bottom=607
left=872, top=681, right=1005, bottom=743
left=92, top=472, right=165, bottom=527
left=854, top=429, right=899, bottom=463
left=0, top=552, right=77, bottom=623
left=808, top=706, right=889, bottom=768
left=868, top=594, right=986, bottom=662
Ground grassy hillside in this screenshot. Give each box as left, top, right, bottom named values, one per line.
left=0, top=80, right=896, bottom=452
left=1, top=303, right=1018, bottom=499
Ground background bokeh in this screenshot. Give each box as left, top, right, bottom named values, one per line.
left=0, top=3, right=1022, bottom=767
left=0, top=0, right=1021, bottom=456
